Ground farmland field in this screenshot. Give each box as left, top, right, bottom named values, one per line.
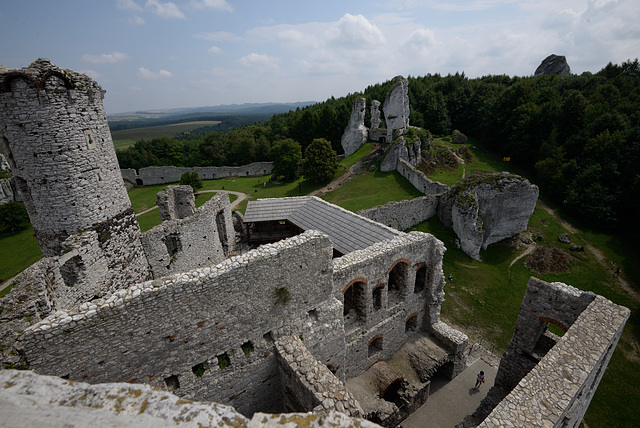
left=111, top=120, right=221, bottom=149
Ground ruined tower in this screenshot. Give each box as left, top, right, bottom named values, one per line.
left=0, top=59, right=150, bottom=306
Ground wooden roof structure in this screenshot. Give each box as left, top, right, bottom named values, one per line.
left=243, top=197, right=401, bottom=255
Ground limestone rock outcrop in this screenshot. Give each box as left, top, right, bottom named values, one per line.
left=383, top=76, right=410, bottom=144
left=0, top=370, right=380, bottom=428
left=341, top=97, right=368, bottom=157
left=370, top=99, right=382, bottom=130
left=0, top=178, right=13, bottom=205
left=534, top=54, right=570, bottom=77
left=380, top=139, right=421, bottom=172
left=452, top=129, right=468, bottom=144
left=438, top=173, right=539, bottom=260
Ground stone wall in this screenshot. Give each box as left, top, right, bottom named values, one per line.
left=357, top=195, right=440, bottom=231
left=157, top=185, right=196, bottom=221
left=140, top=192, right=235, bottom=278
left=0, top=59, right=151, bottom=304
left=397, top=158, right=449, bottom=196
left=477, top=277, right=629, bottom=428
left=332, top=231, right=466, bottom=378
left=121, top=162, right=273, bottom=186
left=275, top=335, right=363, bottom=416
left=18, top=231, right=346, bottom=416
left=1, top=370, right=380, bottom=428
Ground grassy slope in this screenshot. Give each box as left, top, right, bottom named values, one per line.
left=0, top=226, right=42, bottom=285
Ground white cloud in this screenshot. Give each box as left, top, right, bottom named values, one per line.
left=326, top=13, right=385, bottom=48
left=116, top=0, right=142, bottom=11
left=138, top=67, right=173, bottom=79
left=402, top=28, right=437, bottom=56
left=239, top=53, right=279, bottom=70
left=78, top=69, right=101, bottom=80
left=145, top=0, right=185, bottom=19
left=194, top=31, right=237, bottom=41
left=191, top=0, right=233, bottom=12
left=82, top=52, right=129, bottom=64
left=208, top=45, right=222, bottom=54
left=128, top=15, right=145, bottom=25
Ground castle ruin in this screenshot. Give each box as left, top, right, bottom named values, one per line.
left=0, top=60, right=630, bottom=428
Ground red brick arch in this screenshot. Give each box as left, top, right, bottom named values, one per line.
left=342, top=277, right=368, bottom=294
left=388, top=258, right=410, bottom=273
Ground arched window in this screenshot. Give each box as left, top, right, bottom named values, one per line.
left=343, top=280, right=367, bottom=321
left=368, top=335, right=383, bottom=358
left=405, top=314, right=418, bottom=333
left=388, top=260, right=409, bottom=305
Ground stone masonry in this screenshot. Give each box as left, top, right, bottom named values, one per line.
left=0, top=59, right=151, bottom=307
left=121, top=162, right=273, bottom=186
left=462, top=277, right=630, bottom=427
left=141, top=192, right=235, bottom=278
left=157, top=185, right=196, bottom=221
left=341, top=97, right=368, bottom=157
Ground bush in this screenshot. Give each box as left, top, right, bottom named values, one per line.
left=0, top=202, right=30, bottom=234
left=179, top=171, right=203, bottom=191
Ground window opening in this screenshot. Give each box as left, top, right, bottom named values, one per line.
left=368, top=336, right=383, bottom=358
left=414, top=266, right=427, bottom=293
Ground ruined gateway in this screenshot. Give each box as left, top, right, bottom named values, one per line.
left=0, top=60, right=630, bottom=427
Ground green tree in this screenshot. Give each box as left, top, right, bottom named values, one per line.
left=271, top=138, right=302, bottom=180
left=0, top=201, right=30, bottom=234
left=179, top=171, right=203, bottom=191
left=300, top=138, right=339, bottom=183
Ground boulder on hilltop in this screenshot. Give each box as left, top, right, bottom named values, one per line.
left=534, top=54, right=570, bottom=77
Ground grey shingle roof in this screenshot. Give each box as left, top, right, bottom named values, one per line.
left=244, top=197, right=400, bottom=254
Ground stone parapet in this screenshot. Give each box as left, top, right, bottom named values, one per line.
left=275, top=335, right=363, bottom=416
left=480, top=294, right=629, bottom=427
left=397, top=158, right=449, bottom=195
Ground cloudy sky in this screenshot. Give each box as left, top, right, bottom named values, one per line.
left=1, top=0, right=638, bottom=114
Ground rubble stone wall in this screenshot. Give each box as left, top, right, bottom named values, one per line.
left=0, top=59, right=150, bottom=305
left=332, top=232, right=461, bottom=378
left=358, top=195, right=440, bottom=231
left=275, top=335, right=362, bottom=416
left=140, top=192, right=235, bottom=278
left=397, top=158, right=449, bottom=195
left=157, top=185, right=196, bottom=221
left=18, top=231, right=345, bottom=416
left=121, top=162, right=273, bottom=186
left=480, top=278, right=629, bottom=428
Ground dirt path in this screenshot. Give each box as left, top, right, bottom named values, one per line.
left=509, top=243, right=535, bottom=268
left=135, top=189, right=248, bottom=217
left=309, top=149, right=375, bottom=197
left=450, top=149, right=467, bottom=179
left=537, top=200, right=640, bottom=303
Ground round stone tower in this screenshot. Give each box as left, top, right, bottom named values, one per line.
left=0, top=59, right=150, bottom=305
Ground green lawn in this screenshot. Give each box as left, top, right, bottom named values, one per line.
left=0, top=226, right=42, bottom=285
left=322, top=169, right=423, bottom=212
left=408, top=202, right=640, bottom=428
left=113, top=139, right=136, bottom=150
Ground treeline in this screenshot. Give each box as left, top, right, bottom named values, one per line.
left=116, top=60, right=640, bottom=236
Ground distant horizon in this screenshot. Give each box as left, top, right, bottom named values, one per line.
left=3, top=1, right=638, bottom=115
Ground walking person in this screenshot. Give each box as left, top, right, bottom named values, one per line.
left=474, top=371, right=485, bottom=389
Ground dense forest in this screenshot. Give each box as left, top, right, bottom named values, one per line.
left=115, top=60, right=640, bottom=238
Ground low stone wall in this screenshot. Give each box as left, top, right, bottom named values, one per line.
left=358, top=195, right=440, bottom=231
left=479, top=287, right=629, bottom=427
left=140, top=192, right=235, bottom=278
left=397, top=158, right=449, bottom=196
left=275, top=335, right=362, bottom=416
left=121, top=162, right=273, bottom=186
left=18, top=231, right=344, bottom=416
left=0, top=370, right=380, bottom=428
